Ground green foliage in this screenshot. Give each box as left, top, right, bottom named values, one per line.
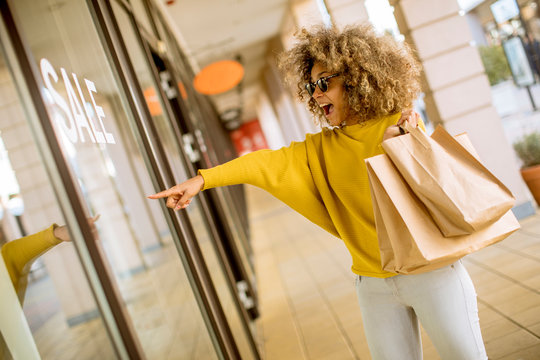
left=478, top=45, right=512, bottom=86
left=513, top=132, right=540, bottom=168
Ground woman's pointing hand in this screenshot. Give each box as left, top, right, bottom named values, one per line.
left=148, top=175, right=205, bottom=210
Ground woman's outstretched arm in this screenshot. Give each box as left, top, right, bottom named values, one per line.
left=147, top=140, right=340, bottom=237
left=147, top=141, right=310, bottom=211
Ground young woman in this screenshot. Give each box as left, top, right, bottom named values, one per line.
left=149, top=25, right=487, bottom=360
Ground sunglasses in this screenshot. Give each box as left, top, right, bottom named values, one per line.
left=305, top=74, right=339, bottom=97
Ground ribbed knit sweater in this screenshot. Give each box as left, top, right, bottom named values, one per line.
left=200, top=113, right=411, bottom=278
left=1, top=224, right=61, bottom=302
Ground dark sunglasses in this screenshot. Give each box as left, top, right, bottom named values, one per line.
left=305, top=74, right=339, bottom=97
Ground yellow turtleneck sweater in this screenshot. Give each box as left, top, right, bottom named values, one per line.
left=1, top=224, right=62, bottom=302
left=200, top=113, right=422, bottom=278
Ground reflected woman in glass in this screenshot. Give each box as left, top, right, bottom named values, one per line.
left=0, top=215, right=98, bottom=358
left=1, top=215, right=99, bottom=302
left=3, top=223, right=70, bottom=302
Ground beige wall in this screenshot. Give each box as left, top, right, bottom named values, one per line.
left=256, top=1, right=324, bottom=146
left=255, top=91, right=288, bottom=150
left=325, top=0, right=370, bottom=28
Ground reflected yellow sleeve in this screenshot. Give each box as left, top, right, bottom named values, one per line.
left=1, top=224, right=62, bottom=303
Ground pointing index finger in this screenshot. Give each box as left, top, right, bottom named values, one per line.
left=148, top=189, right=173, bottom=199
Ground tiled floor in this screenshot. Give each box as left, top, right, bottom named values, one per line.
left=21, top=239, right=219, bottom=360
left=247, top=186, right=540, bottom=360
left=15, top=185, right=540, bottom=359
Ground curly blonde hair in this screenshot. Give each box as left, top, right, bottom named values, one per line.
left=278, top=24, right=421, bottom=125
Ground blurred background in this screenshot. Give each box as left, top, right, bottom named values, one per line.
left=1, top=0, right=539, bottom=359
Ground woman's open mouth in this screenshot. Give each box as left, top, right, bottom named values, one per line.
left=322, top=104, right=334, bottom=116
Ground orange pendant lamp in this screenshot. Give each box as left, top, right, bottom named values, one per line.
left=193, top=60, right=244, bottom=95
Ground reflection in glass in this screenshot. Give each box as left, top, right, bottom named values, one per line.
left=6, top=0, right=221, bottom=358
left=0, top=49, right=115, bottom=358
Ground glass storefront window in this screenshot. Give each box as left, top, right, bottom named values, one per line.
left=110, top=2, right=257, bottom=359
left=5, top=0, right=224, bottom=358
left=148, top=4, right=257, bottom=299
left=0, top=40, right=116, bottom=360
left=128, top=0, right=155, bottom=38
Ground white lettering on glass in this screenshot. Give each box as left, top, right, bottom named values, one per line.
left=60, top=68, right=96, bottom=143
left=85, top=79, right=115, bottom=144
left=39, top=58, right=115, bottom=145
left=73, top=73, right=105, bottom=143
left=40, top=58, right=78, bottom=143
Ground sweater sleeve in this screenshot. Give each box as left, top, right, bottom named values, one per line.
left=1, top=224, right=62, bottom=303
left=198, top=140, right=339, bottom=237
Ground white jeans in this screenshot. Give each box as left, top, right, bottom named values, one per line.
left=355, top=261, right=487, bottom=360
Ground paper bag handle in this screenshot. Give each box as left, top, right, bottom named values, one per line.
left=399, top=121, right=430, bottom=149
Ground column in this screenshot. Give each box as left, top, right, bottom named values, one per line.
left=324, top=0, right=370, bottom=28
left=391, top=0, right=534, bottom=218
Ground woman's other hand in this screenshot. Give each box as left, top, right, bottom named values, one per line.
left=147, top=175, right=205, bottom=210
left=383, top=109, right=420, bottom=141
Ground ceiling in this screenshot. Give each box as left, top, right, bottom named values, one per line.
left=162, top=0, right=291, bottom=121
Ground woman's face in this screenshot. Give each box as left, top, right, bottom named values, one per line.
left=309, top=62, right=353, bottom=126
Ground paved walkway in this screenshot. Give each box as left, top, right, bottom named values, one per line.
left=249, top=186, right=540, bottom=359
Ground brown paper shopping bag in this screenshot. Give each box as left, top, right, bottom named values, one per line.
left=365, top=153, right=520, bottom=275
left=382, top=125, right=515, bottom=237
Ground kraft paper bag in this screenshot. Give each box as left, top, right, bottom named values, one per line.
left=365, top=152, right=520, bottom=275
left=381, top=124, right=515, bottom=237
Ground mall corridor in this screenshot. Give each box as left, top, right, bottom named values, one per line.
left=248, top=186, right=540, bottom=360
left=2, top=0, right=540, bottom=358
